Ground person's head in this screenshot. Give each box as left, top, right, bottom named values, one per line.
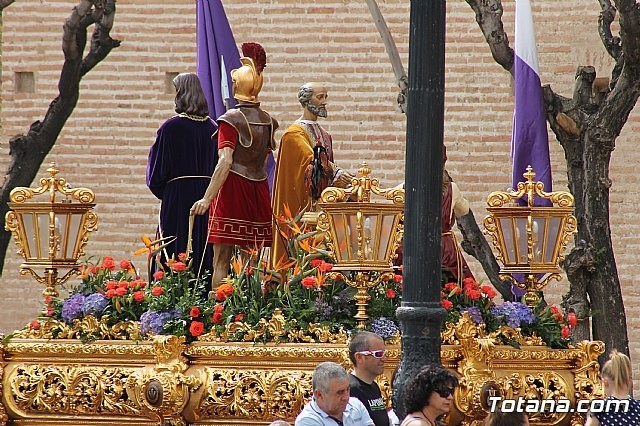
left=484, top=410, right=529, bottom=426
left=268, top=421, right=292, bottom=426
left=298, top=82, right=328, bottom=118
left=403, top=364, right=459, bottom=417
left=349, top=331, right=386, bottom=380
left=601, top=350, right=633, bottom=395
left=231, top=42, right=266, bottom=103
left=172, top=73, right=209, bottom=116
left=312, top=362, right=351, bottom=417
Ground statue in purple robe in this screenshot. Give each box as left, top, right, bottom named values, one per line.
left=146, top=73, right=217, bottom=278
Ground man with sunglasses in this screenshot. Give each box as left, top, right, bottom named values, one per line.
left=348, top=331, right=393, bottom=426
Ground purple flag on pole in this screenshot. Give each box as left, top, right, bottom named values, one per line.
left=196, top=0, right=276, bottom=192
left=511, top=0, right=552, bottom=204
left=196, top=0, right=240, bottom=120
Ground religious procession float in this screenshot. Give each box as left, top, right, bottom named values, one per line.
left=0, top=161, right=604, bottom=426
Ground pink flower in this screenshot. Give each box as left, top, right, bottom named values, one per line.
left=171, top=261, right=187, bottom=272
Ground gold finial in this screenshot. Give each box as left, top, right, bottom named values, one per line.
left=357, top=162, right=371, bottom=179
left=47, top=162, right=60, bottom=178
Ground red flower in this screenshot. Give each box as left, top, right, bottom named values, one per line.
left=120, top=259, right=132, bottom=270
left=319, top=262, right=333, bottom=272
left=133, top=291, right=145, bottom=303
left=46, top=307, right=54, bottom=317
left=244, top=266, right=254, bottom=276
left=102, top=256, right=115, bottom=271
left=90, top=265, right=100, bottom=275
left=567, top=312, right=578, bottom=328
left=235, top=313, right=245, bottom=322
left=178, top=252, right=188, bottom=261
left=444, top=282, right=457, bottom=291
left=189, top=321, right=204, bottom=337
left=190, top=306, right=201, bottom=318
left=301, top=276, right=318, bottom=288
left=561, top=325, right=571, bottom=339
left=212, top=304, right=224, bottom=324
left=385, top=289, right=396, bottom=299
left=118, top=281, right=128, bottom=290
left=44, top=295, right=52, bottom=304
left=310, top=259, right=323, bottom=268
left=153, top=270, right=164, bottom=280
left=215, top=290, right=227, bottom=302
left=550, top=306, right=564, bottom=322
left=441, top=299, right=453, bottom=310
left=115, top=287, right=127, bottom=296
left=463, top=277, right=478, bottom=290
left=466, top=289, right=481, bottom=300
left=481, top=285, right=497, bottom=299
left=393, top=274, right=403, bottom=283
left=105, top=289, right=117, bottom=298
left=152, top=286, right=164, bottom=296
left=171, top=261, right=187, bottom=272
left=105, top=280, right=117, bottom=291
left=30, top=319, right=40, bottom=330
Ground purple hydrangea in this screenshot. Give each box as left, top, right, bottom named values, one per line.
left=370, top=317, right=400, bottom=339
left=491, top=302, right=536, bottom=328
left=61, top=293, right=86, bottom=324
left=82, top=293, right=109, bottom=318
left=140, top=309, right=182, bottom=335
left=461, top=306, right=484, bottom=324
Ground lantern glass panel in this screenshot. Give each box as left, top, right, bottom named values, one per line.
left=57, top=212, right=83, bottom=259
left=544, top=216, right=562, bottom=263
left=377, top=213, right=395, bottom=261
left=332, top=214, right=349, bottom=260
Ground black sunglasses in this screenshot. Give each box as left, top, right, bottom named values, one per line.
left=434, top=387, right=455, bottom=398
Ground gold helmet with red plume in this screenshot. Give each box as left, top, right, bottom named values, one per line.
left=231, top=42, right=267, bottom=103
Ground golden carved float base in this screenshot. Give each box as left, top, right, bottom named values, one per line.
left=0, top=317, right=604, bottom=426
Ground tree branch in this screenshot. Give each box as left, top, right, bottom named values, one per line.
left=615, top=0, right=640, bottom=66
left=0, top=0, right=120, bottom=276
left=598, top=0, right=623, bottom=60
left=464, top=0, right=514, bottom=74
left=0, top=0, right=15, bottom=11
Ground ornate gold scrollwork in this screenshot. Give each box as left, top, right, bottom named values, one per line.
left=193, top=369, right=312, bottom=421
left=126, top=336, right=200, bottom=426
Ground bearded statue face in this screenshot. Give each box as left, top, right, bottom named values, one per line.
left=300, top=84, right=328, bottom=118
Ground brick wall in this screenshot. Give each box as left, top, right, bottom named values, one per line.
left=1, top=0, right=639, bottom=384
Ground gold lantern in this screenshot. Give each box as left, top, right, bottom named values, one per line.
left=483, top=166, right=577, bottom=306
left=4, top=163, right=98, bottom=310
left=317, top=163, right=404, bottom=328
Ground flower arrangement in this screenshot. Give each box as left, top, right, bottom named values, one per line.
left=440, top=277, right=576, bottom=349
left=26, top=211, right=576, bottom=349
left=43, top=254, right=213, bottom=342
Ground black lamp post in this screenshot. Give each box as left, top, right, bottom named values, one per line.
left=393, top=0, right=446, bottom=417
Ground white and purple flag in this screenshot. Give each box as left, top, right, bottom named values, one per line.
left=196, top=0, right=241, bottom=120
left=511, top=0, right=552, bottom=205
left=196, top=0, right=276, bottom=192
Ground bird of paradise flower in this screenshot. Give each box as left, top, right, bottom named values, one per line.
left=133, top=234, right=176, bottom=281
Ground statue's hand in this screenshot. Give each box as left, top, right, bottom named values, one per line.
left=190, top=199, right=211, bottom=216
left=334, top=171, right=355, bottom=187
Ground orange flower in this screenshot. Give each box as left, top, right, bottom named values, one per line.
left=190, top=306, right=201, bottom=318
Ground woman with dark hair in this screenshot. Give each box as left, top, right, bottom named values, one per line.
left=147, top=72, right=217, bottom=278
left=400, top=364, right=459, bottom=426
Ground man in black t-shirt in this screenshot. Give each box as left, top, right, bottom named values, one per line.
left=348, top=331, right=391, bottom=426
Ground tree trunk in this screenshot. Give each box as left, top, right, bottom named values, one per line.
left=0, top=0, right=120, bottom=277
